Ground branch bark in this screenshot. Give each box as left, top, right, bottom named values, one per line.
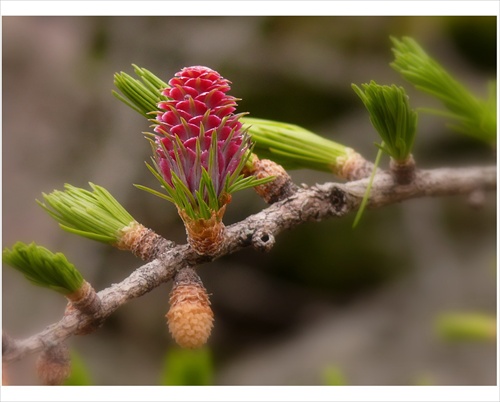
left=2, top=165, right=496, bottom=363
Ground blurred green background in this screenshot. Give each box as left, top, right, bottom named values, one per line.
left=2, top=16, right=496, bottom=385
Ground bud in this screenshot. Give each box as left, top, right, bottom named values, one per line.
left=36, top=343, right=71, bottom=385
left=244, top=155, right=296, bottom=203
left=166, top=268, right=214, bottom=349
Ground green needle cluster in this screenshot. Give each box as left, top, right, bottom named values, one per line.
left=242, top=117, right=353, bottom=173
left=38, top=183, right=136, bottom=244
left=3, top=242, right=83, bottom=295
left=352, top=81, right=417, bottom=162
left=113, top=64, right=168, bottom=118
left=391, top=36, right=496, bottom=145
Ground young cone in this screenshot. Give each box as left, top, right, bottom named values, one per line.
left=166, top=268, right=214, bottom=349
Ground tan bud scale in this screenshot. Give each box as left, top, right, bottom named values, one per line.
left=65, top=280, right=101, bottom=317
left=338, top=150, right=373, bottom=181
left=166, top=280, right=214, bottom=349
left=116, top=221, right=167, bottom=261
left=243, top=156, right=296, bottom=203
left=178, top=204, right=227, bottom=256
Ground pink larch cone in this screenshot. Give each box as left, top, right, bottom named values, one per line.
left=153, top=66, right=250, bottom=255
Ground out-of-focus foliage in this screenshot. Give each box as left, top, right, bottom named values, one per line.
left=323, top=365, right=348, bottom=386
left=436, top=313, right=496, bottom=342
left=160, top=347, right=214, bottom=386
left=391, top=36, right=496, bottom=145
left=64, top=351, right=93, bottom=386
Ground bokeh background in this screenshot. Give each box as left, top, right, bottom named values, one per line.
left=2, top=16, right=497, bottom=385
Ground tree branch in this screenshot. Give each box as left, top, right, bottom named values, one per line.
left=3, top=165, right=496, bottom=363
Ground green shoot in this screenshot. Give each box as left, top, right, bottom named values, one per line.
left=242, top=117, right=354, bottom=174
left=38, top=183, right=136, bottom=244
left=352, top=81, right=417, bottom=162
left=391, top=36, right=496, bottom=145
left=113, top=64, right=168, bottom=118
left=3, top=242, right=84, bottom=295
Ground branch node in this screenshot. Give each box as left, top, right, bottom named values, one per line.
left=328, top=186, right=349, bottom=214
left=65, top=281, right=104, bottom=335
left=252, top=230, right=275, bottom=252
left=390, top=155, right=416, bottom=185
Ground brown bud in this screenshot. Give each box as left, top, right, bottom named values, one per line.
left=166, top=268, right=214, bottom=349
left=247, top=157, right=296, bottom=203
left=36, top=343, right=71, bottom=385
left=178, top=204, right=228, bottom=256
